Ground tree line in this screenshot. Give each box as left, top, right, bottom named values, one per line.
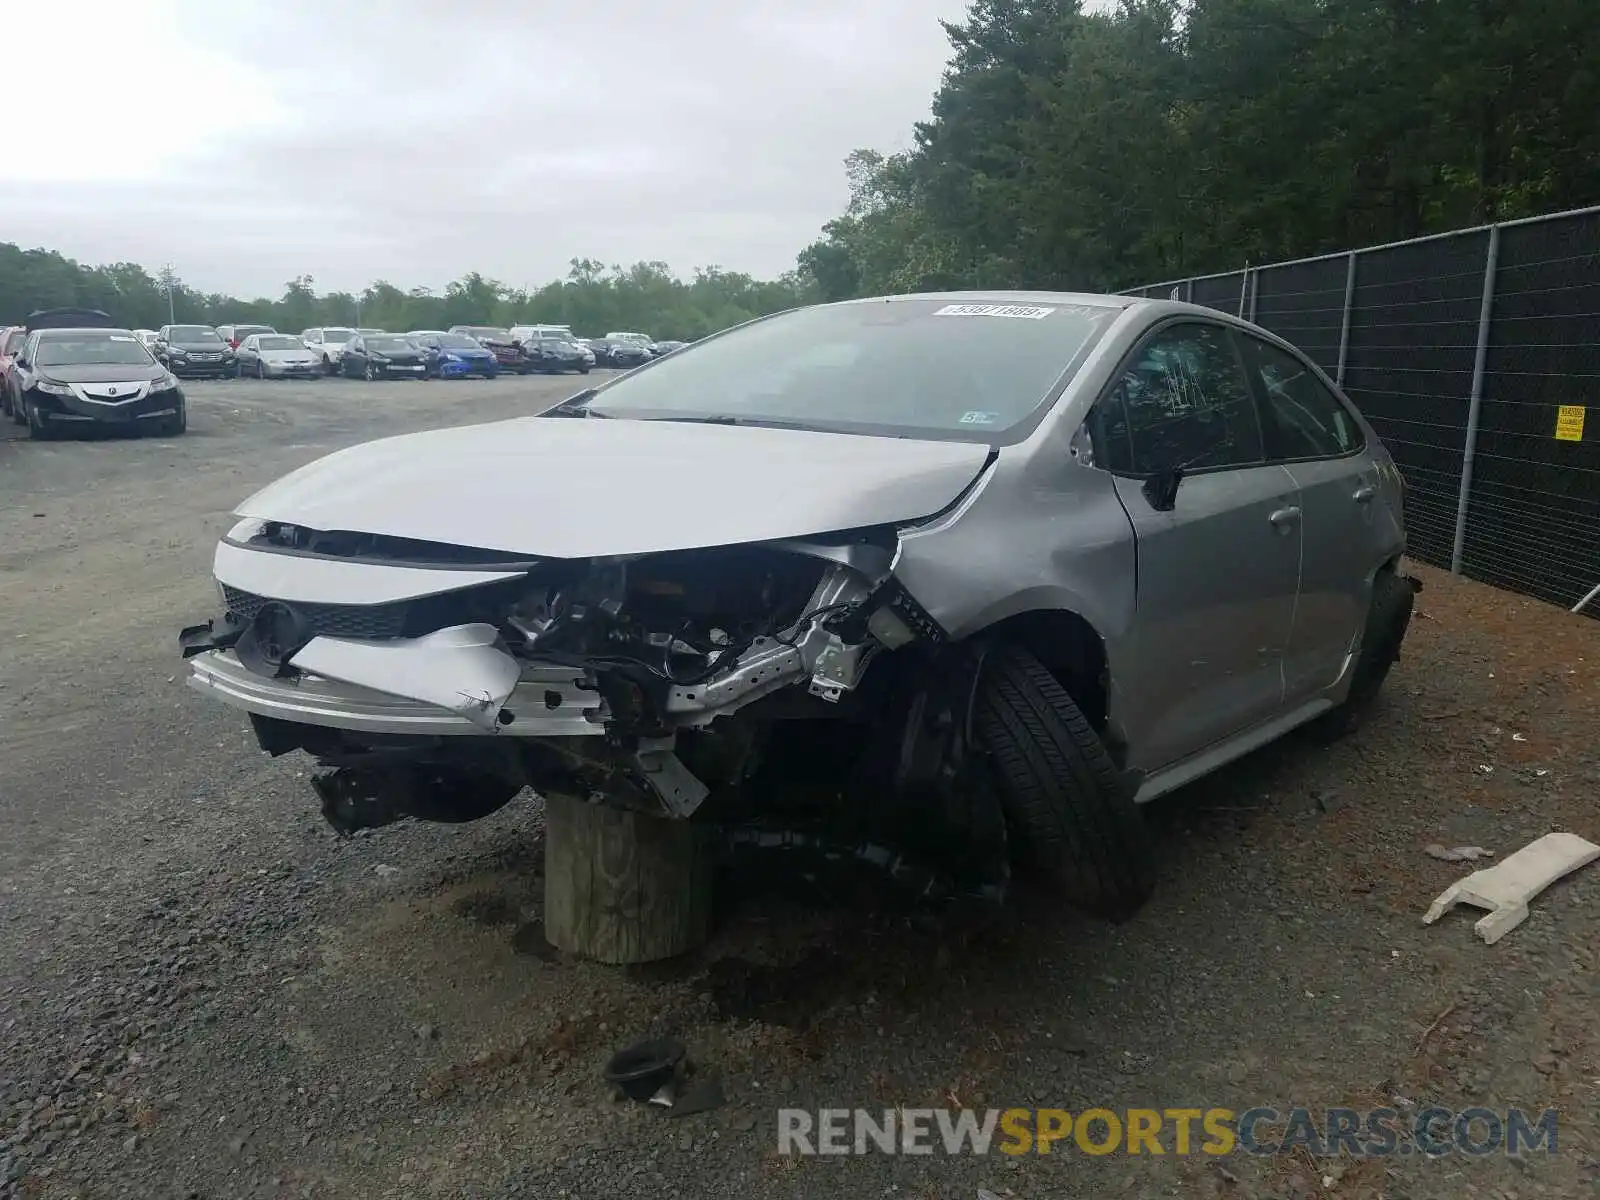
left=5, top=0, right=1596, bottom=327
left=0, top=247, right=808, bottom=341
left=798, top=0, right=1600, bottom=299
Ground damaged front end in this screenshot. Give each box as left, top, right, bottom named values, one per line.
left=180, top=521, right=973, bottom=844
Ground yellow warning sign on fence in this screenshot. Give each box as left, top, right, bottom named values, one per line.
left=1555, top=405, right=1585, bottom=442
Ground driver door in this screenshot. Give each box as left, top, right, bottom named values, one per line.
left=1089, top=320, right=1303, bottom=772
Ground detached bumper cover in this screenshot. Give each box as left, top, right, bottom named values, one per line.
left=185, top=640, right=605, bottom=737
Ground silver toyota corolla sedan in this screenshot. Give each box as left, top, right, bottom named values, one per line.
left=178, top=291, right=1417, bottom=917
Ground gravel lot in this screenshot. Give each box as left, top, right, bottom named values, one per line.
left=1, top=377, right=1596, bottom=1200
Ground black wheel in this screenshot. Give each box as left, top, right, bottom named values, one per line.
left=8, top=391, right=23, bottom=425
left=154, top=400, right=186, bottom=437
left=1308, top=570, right=1416, bottom=742
left=972, top=642, right=1156, bottom=918
left=579, top=366, right=591, bottom=375
left=25, top=398, right=57, bottom=441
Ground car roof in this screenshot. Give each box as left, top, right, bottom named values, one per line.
left=837, top=289, right=1140, bottom=311
left=33, top=326, right=138, bottom=339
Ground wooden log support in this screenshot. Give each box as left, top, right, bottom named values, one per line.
left=542, top=793, right=713, bottom=964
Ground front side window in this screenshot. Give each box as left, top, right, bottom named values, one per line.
left=1091, top=323, right=1264, bottom=475
left=1240, top=335, right=1363, bottom=459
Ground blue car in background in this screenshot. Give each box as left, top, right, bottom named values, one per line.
left=407, top=331, right=500, bottom=379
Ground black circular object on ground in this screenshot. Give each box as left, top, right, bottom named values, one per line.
left=603, top=1037, right=686, bottom=1101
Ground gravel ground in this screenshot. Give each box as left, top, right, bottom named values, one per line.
left=0, top=376, right=1596, bottom=1200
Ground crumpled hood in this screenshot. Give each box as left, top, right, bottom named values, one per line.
left=233, top=415, right=993, bottom=558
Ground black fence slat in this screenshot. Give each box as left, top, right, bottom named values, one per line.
left=1464, top=212, right=1600, bottom=609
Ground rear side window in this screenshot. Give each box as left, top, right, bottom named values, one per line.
left=3, top=330, right=24, bottom=354
left=1240, top=335, right=1363, bottom=459
left=1091, top=322, right=1265, bottom=475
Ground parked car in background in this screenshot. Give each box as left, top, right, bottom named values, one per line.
left=447, top=325, right=526, bottom=372
left=8, top=325, right=184, bottom=438
left=509, top=324, right=576, bottom=344
left=519, top=335, right=592, bottom=375
left=0, top=326, right=26, bottom=411
left=587, top=335, right=653, bottom=369
left=409, top=331, right=499, bottom=378
left=236, top=333, right=322, bottom=379
left=133, top=329, right=160, bottom=351
left=156, top=325, right=234, bottom=379
left=357, top=327, right=386, bottom=336
left=301, top=327, right=356, bottom=375
left=650, top=339, right=688, bottom=357
left=217, top=323, right=276, bottom=350
left=607, top=331, right=654, bottom=350
left=340, top=333, right=428, bottom=380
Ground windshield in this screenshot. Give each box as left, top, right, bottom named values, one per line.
left=365, top=337, right=416, bottom=354
left=434, top=334, right=479, bottom=350
left=586, top=299, right=1117, bottom=439
left=608, top=332, right=650, bottom=343
left=238, top=326, right=273, bottom=337
left=324, top=328, right=354, bottom=343
left=258, top=336, right=304, bottom=350
left=169, top=326, right=221, bottom=343
left=35, top=333, right=157, bottom=368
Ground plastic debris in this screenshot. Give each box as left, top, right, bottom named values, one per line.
left=1423, top=832, right=1600, bottom=944
left=1424, top=844, right=1495, bottom=863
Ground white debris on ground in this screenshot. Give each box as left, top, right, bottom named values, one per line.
left=1423, top=831, right=1600, bottom=944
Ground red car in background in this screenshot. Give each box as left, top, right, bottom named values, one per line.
left=0, top=326, right=26, bottom=410
left=446, top=325, right=528, bottom=372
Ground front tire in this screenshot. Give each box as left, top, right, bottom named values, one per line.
left=25, top=398, right=57, bottom=441
left=972, top=643, right=1156, bottom=918
left=154, top=400, right=187, bottom=437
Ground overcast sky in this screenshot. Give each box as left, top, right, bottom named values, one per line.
left=3, top=0, right=965, bottom=298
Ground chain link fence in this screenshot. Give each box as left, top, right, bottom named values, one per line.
left=1126, top=206, right=1600, bottom=617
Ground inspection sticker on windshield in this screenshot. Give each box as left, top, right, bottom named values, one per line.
left=959, top=410, right=1000, bottom=425
left=933, top=303, right=1056, bottom=320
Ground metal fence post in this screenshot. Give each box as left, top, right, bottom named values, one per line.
left=1451, top=225, right=1501, bottom=574
left=1247, top=269, right=1259, bottom=323
left=1237, top=268, right=1250, bottom=318
left=1335, top=251, right=1357, bottom=387
left=1185, top=279, right=1194, bottom=304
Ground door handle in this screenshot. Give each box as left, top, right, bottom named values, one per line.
left=1352, top=484, right=1376, bottom=503
left=1269, top=506, right=1301, bottom=530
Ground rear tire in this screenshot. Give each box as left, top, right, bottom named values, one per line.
left=1308, top=569, right=1415, bottom=741
left=972, top=643, right=1156, bottom=919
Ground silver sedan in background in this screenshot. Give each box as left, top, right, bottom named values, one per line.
left=234, top=333, right=322, bottom=380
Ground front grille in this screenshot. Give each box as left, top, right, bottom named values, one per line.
left=221, top=585, right=410, bottom=639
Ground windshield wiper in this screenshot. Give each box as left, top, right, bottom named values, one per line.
left=544, top=389, right=610, bottom=418
left=642, top=414, right=817, bottom=431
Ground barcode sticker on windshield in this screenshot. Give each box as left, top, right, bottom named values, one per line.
left=933, top=303, right=1056, bottom=319
left=109, top=335, right=135, bottom=341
